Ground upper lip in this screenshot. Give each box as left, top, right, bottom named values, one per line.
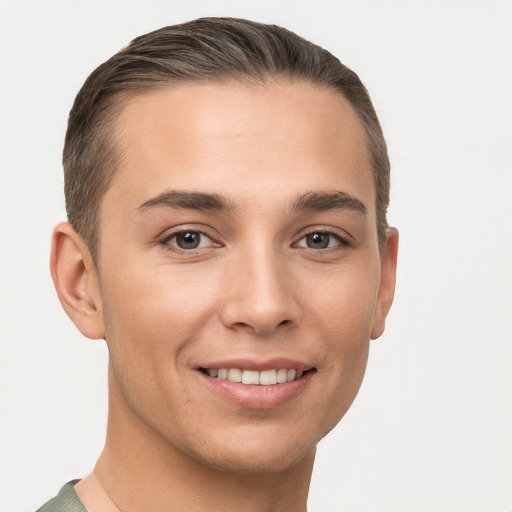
left=197, top=357, right=315, bottom=372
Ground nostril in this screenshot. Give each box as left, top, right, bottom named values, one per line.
left=278, top=319, right=291, bottom=327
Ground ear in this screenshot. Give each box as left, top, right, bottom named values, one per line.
left=371, top=228, right=399, bottom=340
left=50, top=222, right=106, bottom=340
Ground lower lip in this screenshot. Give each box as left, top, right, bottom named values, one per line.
left=199, top=371, right=314, bottom=410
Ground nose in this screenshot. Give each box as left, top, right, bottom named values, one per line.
left=219, top=246, right=301, bottom=336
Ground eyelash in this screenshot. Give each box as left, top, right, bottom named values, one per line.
left=157, top=228, right=352, bottom=253
left=158, top=229, right=218, bottom=252
left=294, top=230, right=351, bottom=250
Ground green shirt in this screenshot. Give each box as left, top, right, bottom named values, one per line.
left=36, top=481, right=87, bottom=512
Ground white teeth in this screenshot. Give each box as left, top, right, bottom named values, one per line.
left=260, top=369, right=277, bottom=385
left=242, top=370, right=260, bottom=385
left=205, top=367, right=307, bottom=385
left=277, top=368, right=288, bottom=383
left=227, top=368, right=242, bottom=383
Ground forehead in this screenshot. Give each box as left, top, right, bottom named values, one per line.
left=106, top=80, right=375, bottom=216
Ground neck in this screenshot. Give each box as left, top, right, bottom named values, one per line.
left=91, top=372, right=315, bottom=512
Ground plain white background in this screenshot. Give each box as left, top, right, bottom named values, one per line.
left=1, top=1, right=511, bottom=511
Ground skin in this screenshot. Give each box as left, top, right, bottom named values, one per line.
left=51, top=80, right=398, bottom=512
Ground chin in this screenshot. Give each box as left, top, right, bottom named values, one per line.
left=194, top=444, right=316, bottom=475
left=179, top=423, right=320, bottom=475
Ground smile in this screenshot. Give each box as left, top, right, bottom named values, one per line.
left=202, top=368, right=305, bottom=385
left=198, top=359, right=316, bottom=409
left=198, top=364, right=316, bottom=409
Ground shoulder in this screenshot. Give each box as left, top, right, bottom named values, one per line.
left=35, top=481, right=87, bottom=512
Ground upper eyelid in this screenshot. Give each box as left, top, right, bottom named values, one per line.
left=161, top=229, right=209, bottom=239
left=294, top=232, right=350, bottom=249
left=156, top=225, right=353, bottom=246
left=158, top=225, right=218, bottom=241
left=158, top=230, right=221, bottom=254
left=293, top=226, right=353, bottom=244
left=160, top=230, right=216, bottom=245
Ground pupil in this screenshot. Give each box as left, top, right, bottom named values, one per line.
left=177, top=232, right=200, bottom=249
left=307, top=232, right=329, bottom=249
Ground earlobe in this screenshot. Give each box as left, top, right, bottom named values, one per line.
left=371, top=228, right=399, bottom=340
left=50, top=222, right=106, bottom=340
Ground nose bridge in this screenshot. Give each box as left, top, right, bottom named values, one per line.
left=220, top=236, right=299, bottom=335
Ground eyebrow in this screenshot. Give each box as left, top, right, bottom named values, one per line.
left=136, top=189, right=367, bottom=216
left=291, top=191, right=367, bottom=215
left=137, top=190, right=236, bottom=214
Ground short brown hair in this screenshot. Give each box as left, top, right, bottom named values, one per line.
left=63, top=17, right=390, bottom=261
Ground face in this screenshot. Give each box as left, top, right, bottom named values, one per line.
left=94, top=81, right=395, bottom=473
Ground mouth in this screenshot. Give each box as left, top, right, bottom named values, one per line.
left=199, top=367, right=314, bottom=385
left=197, top=363, right=317, bottom=409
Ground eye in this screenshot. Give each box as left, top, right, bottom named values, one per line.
left=296, top=232, right=347, bottom=249
left=162, top=231, right=216, bottom=250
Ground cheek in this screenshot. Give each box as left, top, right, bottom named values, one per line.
left=99, top=261, right=221, bottom=373
left=98, top=264, right=223, bottom=435
left=303, top=259, right=379, bottom=415
left=304, top=257, right=381, bottom=343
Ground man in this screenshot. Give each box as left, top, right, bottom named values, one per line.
left=38, top=17, right=398, bottom=512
